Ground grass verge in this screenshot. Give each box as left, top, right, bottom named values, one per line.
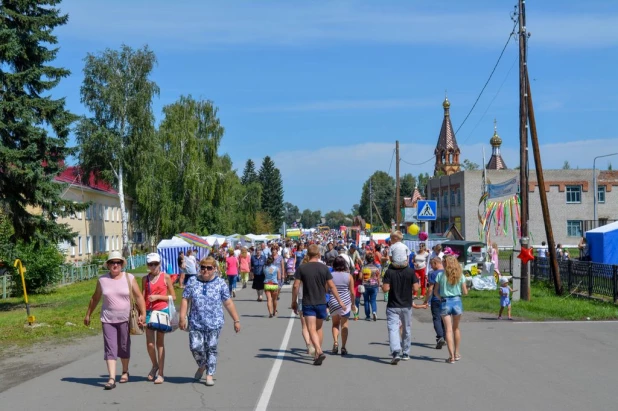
left=0, top=277, right=183, bottom=352
left=464, top=281, right=618, bottom=321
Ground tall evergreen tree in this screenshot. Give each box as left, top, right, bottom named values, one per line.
left=258, top=156, right=284, bottom=229
left=241, top=159, right=259, bottom=185
left=0, top=0, right=85, bottom=244
left=75, top=45, right=159, bottom=255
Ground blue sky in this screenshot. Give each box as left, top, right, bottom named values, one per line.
left=53, top=0, right=618, bottom=213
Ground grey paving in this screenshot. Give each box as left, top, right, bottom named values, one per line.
left=0, top=285, right=616, bottom=411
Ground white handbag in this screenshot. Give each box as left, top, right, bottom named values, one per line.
left=358, top=284, right=366, bottom=294
left=147, top=310, right=172, bottom=332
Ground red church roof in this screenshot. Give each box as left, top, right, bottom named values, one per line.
left=54, top=166, right=118, bottom=195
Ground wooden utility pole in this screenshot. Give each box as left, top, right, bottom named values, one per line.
left=369, top=178, right=373, bottom=231
left=526, top=71, right=563, bottom=295
left=395, top=140, right=401, bottom=229
left=518, top=0, right=530, bottom=301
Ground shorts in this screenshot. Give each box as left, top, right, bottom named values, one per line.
left=302, top=304, right=328, bottom=319
left=145, top=307, right=170, bottom=324
left=501, top=297, right=511, bottom=307
left=264, top=283, right=279, bottom=291
left=325, top=294, right=331, bottom=303
left=440, top=296, right=463, bottom=316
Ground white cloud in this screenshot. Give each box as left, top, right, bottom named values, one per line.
left=57, top=1, right=618, bottom=50
left=239, top=137, right=618, bottom=212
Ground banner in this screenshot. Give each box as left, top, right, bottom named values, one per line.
left=487, top=177, right=519, bottom=199
left=402, top=207, right=417, bottom=222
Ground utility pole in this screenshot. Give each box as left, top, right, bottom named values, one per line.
left=395, top=140, right=401, bottom=230
left=526, top=70, right=562, bottom=295
left=369, top=178, right=373, bottom=231
left=518, top=0, right=530, bottom=301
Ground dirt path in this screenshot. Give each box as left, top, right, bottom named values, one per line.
left=0, top=334, right=101, bottom=393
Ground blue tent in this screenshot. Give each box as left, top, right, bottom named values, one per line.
left=586, top=221, right=618, bottom=265
left=157, top=237, right=209, bottom=274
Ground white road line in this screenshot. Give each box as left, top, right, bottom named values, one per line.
left=514, top=320, right=618, bottom=324
left=255, top=311, right=296, bottom=411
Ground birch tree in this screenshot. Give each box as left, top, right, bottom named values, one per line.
left=75, top=45, right=159, bottom=256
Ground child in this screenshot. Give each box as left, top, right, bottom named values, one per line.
left=498, top=279, right=517, bottom=320
left=389, top=230, right=410, bottom=268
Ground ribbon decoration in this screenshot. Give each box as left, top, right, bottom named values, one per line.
left=478, top=194, right=522, bottom=246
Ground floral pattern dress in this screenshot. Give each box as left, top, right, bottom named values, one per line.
left=183, top=275, right=230, bottom=375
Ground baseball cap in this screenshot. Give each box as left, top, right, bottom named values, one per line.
left=146, top=253, right=161, bottom=263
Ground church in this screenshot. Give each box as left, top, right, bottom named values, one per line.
left=422, top=98, right=618, bottom=247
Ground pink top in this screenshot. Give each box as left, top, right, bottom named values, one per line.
left=239, top=255, right=251, bottom=273
left=226, top=256, right=239, bottom=275
left=100, top=272, right=135, bottom=323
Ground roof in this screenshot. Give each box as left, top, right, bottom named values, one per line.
left=434, top=101, right=459, bottom=153
left=598, top=170, right=618, bottom=181
left=486, top=154, right=507, bottom=170
left=54, top=166, right=118, bottom=195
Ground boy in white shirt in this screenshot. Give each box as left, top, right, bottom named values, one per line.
left=389, top=231, right=410, bottom=268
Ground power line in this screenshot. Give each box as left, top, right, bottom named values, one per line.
left=387, top=148, right=395, bottom=175
left=399, top=18, right=518, bottom=169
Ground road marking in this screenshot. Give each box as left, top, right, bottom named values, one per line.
left=514, top=320, right=618, bottom=324
left=255, top=311, right=296, bottom=411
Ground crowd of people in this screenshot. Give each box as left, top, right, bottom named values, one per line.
left=84, top=229, right=471, bottom=390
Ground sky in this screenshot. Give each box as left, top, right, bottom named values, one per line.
left=52, top=0, right=618, bottom=213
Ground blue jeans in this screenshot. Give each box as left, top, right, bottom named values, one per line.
left=228, top=275, right=238, bottom=293
left=354, top=296, right=361, bottom=314
left=364, top=286, right=378, bottom=318
left=386, top=307, right=412, bottom=355
left=430, top=300, right=445, bottom=340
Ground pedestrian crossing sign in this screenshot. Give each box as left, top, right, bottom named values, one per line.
left=416, top=200, right=437, bottom=221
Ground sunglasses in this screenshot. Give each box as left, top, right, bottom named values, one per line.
left=109, top=260, right=123, bottom=266
left=147, top=262, right=159, bottom=267
left=200, top=265, right=215, bottom=271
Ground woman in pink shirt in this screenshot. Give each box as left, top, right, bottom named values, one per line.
left=226, top=248, right=239, bottom=298
left=84, top=251, right=146, bottom=390
left=238, top=247, right=251, bottom=289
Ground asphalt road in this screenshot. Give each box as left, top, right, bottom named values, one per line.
left=0, top=285, right=616, bottom=411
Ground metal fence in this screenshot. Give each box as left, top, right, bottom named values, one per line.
left=1, top=254, right=148, bottom=299
left=532, top=257, right=618, bottom=302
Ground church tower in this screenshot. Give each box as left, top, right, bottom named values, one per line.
left=434, top=96, right=461, bottom=176
left=486, top=119, right=507, bottom=170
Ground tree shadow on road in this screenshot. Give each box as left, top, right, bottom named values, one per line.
left=61, top=376, right=108, bottom=387
left=255, top=347, right=313, bottom=365
left=409, top=354, right=447, bottom=363
left=410, top=341, right=436, bottom=349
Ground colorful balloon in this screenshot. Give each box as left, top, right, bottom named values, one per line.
left=407, top=224, right=420, bottom=235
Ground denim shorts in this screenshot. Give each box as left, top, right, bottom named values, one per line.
left=302, top=304, right=328, bottom=319
left=440, top=296, right=463, bottom=316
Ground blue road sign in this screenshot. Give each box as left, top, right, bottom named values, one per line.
left=416, top=200, right=437, bottom=221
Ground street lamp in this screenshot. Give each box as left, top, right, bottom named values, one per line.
left=593, top=152, right=618, bottom=223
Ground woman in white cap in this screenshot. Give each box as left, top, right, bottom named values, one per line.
left=84, top=251, right=146, bottom=390
left=142, top=253, right=175, bottom=384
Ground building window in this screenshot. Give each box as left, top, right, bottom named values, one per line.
left=566, top=185, right=581, bottom=204
left=99, top=236, right=104, bottom=252
left=99, top=204, right=104, bottom=220
left=443, top=192, right=448, bottom=208
left=71, top=237, right=76, bottom=256
left=450, top=190, right=455, bottom=206
left=598, top=185, right=606, bottom=204
left=567, top=220, right=583, bottom=237
left=457, top=188, right=461, bottom=206
left=104, top=206, right=109, bottom=221
left=78, top=236, right=82, bottom=255
left=105, top=236, right=109, bottom=251
left=86, top=236, right=91, bottom=254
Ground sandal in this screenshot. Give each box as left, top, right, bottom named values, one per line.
left=104, top=378, right=116, bottom=390
left=446, top=357, right=455, bottom=364
left=332, top=343, right=339, bottom=355
left=194, top=367, right=205, bottom=381
left=154, top=375, right=164, bottom=384
left=454, top=354, right=462, bottom=361
left=147, top=365, right=159, bottom=381
left=313, top=353, right=326, bottom=366
left=119, top=371, right=129, bottom=383
left=341, top=347, right=348, bottom=356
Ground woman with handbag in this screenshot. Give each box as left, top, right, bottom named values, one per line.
left=180, top=256, right=241, bottom=386
left=84, top=251, right=146, bottom=390
left=263, top=255, right=280, bottom=318
left=142, top=253, right=175, bottom=384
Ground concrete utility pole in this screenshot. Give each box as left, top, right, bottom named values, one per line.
left=518, top=0, right=530, bottom=301
left=395, top=140, right=401, bottom=229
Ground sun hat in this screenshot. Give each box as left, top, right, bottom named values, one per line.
left=105, top=251, right=127, bottom=267
left=146, top=253, right=161, bottom=264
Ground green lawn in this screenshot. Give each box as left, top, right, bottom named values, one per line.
left=0, top=276, right=183, bottom=351
left=464, top=281, right=618, bottom=321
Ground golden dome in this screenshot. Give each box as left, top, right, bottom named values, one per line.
left=443, top=97, right=450, bottom=109
left=490, top=119, right=502, bottom=146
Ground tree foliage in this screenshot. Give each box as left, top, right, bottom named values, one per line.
left=324, top=210, right=351, bottom=228
left=300, top=209, right=322, bottom=228
left=400, top=173, right=417, bottom=199
left=0, top=0, right=86, bottom=244
left=562, top=161, right=571, bottom=170
left=462, top=159, right=480, bottom=171
left=359, top=171, right=395, bottom=230
left=259, top=156, right=284, bottom=230
left=283, top=202, right=301, bottom=225
left=76, top=44, right=159, bottom=253
left=241, top=159, right=259, bottom=185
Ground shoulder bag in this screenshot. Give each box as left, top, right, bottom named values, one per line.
left=126, top=273, right=144, bottom=335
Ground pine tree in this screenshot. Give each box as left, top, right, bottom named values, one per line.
left=241, top=159, right=259, bottom=185
left=0, top=0, right=86, bottom=244
left=258, top=156, right=284, bottom=229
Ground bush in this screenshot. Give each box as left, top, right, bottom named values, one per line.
left=12, top=241, right=65, bottom=294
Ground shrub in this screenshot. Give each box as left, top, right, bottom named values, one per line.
left=12, top=240, right=65, bottom=294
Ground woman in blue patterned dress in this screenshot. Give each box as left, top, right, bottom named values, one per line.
left=179, top=256, right=241, bottom=386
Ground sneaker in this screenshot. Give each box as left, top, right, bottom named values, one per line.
left=232, top=291, right=236, bottom=298
left=326, top=314, right=331, bottom=322
left=307, top=345, right=316, bottom=356
left=242, top=282, right=247, bottom=289
left=401, top=353, right=410, bottom=361
left=372, top=312, right=377, bottom=321
left=436, top=337, right=445, bottom=350
left=391, top=352, right=401, bottom=365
